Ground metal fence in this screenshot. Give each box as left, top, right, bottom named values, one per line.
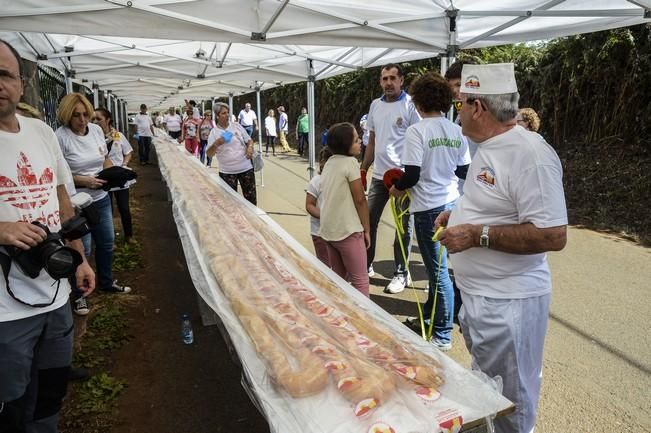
left=36, top=64, right=66, bottom=130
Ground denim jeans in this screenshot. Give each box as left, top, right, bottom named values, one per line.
left=81, top=194, right=115, bottom=289
left=367, top=178, right=413, bottom=276
left=243, top=125, right=254, bottom=138
left=138, top=136, right=152, bottom=163
left=413, top=201, right=456, bottom=343
left=298, top=132, right=309, bottom=155
left=199, top=139, right=208, bottom=164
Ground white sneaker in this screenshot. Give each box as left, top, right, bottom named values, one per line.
left=431, top=338, right=452, bottom=352
left=384, top=274, right=410, bottom=294
left=368, top=265, right=375, bottom=277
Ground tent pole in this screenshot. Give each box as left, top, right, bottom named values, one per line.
left=114, top=97, right=120, bottom=133
left=228, top=92, right=234, bottom=117
left=255, top=83, right=264, bottom=187
left=92, top=83, right=99, bottom=107
left=307, top=60, right=316, bottom=179
left=122, top=101, right=128, bottom=135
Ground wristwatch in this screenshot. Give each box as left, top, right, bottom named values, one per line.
left=480, top=225, right=490, bottom=248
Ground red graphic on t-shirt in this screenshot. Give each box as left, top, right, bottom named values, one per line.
left=0, top=152, right=54, bottom=209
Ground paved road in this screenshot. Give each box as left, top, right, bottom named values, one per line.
left=243, top=152, right=651, bottom=433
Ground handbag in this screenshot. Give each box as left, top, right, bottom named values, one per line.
left=252, top=150, right=264, bottom=172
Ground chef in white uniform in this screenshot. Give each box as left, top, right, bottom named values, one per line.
left=436, top=63, right=568, bottom=433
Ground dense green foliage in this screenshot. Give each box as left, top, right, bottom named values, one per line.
left=230, top=25, right=650, bottom=243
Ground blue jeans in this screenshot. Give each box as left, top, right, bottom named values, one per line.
left=413, top=201, right=456, bottom=343
left=82, top=194, right=115, bottom=289
left=138, top=136, right=152, bottom=163
left=367, top=178, right=413, bottom=276
left=243, top=125, right=254, bottom=138
left=199, top=139, right=208, bottom=164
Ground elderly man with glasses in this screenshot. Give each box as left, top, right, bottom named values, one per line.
left=436, top=63, right=568, bottom=433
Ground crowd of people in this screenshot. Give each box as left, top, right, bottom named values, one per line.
left=1, top=29, right=561, bottom=433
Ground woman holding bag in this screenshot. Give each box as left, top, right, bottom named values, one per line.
left=206, top=103, right=257, bottom=205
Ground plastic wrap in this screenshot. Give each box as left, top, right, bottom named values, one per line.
left=155, top=136, right=513, bottom=433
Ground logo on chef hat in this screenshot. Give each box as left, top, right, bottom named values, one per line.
left=464, top=75, right=480, bottom=89
left=368, top=422, right=396, bottom=433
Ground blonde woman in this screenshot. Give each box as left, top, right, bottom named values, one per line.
left=516, top=107, right=541, bottom=132
left=55, top=93, right=131, bottom=315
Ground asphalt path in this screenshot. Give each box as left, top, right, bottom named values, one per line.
left=247, top=152, right=651, bottom=433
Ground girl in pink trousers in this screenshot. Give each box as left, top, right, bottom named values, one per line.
left=318, top=123, right=370, bottom=296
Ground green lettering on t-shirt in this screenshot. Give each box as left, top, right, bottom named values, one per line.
left=427, top=137, right=461, bottom=149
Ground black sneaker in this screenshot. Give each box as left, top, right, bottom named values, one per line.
left=100, top=280, right=132, bottom=294
left=73, top=296, right=90, bottom=316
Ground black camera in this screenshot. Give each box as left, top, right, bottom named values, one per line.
left=7, top=221, right=85, bottom=279
left=4, top=193, right=99, bottom=280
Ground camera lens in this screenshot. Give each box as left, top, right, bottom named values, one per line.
left=45, top=248, right=81, bottom=279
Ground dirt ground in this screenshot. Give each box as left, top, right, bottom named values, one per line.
left=67, top=150, right=650, bottom=433
left=105, top=161, right=269, bottom=433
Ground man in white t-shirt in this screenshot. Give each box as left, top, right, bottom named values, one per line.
left=437, top=63, right=568, bottom=433
left=134, top=104, right=155, bottom=165
left=0, top=39, right=95, bottom=432
left=360, top=63, right=421, bottom=294
left=238, top=102, right=258, bottom=138
left=163, top=107, right=182, bottom=140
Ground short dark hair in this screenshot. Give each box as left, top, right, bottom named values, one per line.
left=94, top=106, right=113, bottom=126
left=444, top=60, right=475, bottom=80
left=381, top=63, right=403, bottom=77
left=0, top=39, right=24, bottom=79
left=327, top=122, right=356, bottom=156
left=409, top=72, right=453, bottom=113
left=189, top=100, right=196, bottom=106
left=140, top=104, right=147, bottom=110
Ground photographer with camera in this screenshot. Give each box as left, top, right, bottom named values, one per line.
left=0, top=39, right=95, bottom=433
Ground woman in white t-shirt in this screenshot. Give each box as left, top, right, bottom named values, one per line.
left=55, top=93, right=131, bottom=309
left=388, top=73, right=470, bottom=351
left=318, top=123, right=370, bottom=296
left=206, top=103, right=257, bottom=205
left=305, top=147, right=333, bottom=266
left=93, top=107, right=135, bottom=243
left=264, top=109, right=277, bottom=155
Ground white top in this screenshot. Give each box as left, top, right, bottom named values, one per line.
left=238, top=109, right=257, bottom=127
left=318, top=155, right=363, bottom=241
left=155, top=115, right=164, bottom=127
left=106, top=130, right=135, bottom=191
left=207, top=122, right=253, bottom=174
left=278, top=112, right=288, bottom=132
left=192, top=106, right=201, bottom=120
left=264, top=116, right=277, bottom=137
left=134, top=113, right=153, bottom=137
left=164, top=113, right=182, bottom=132
left=306, top=174, right=322, bottom=236
left=402, top=117, right=471, bottom=212
left=366, top=91, right=420, bottom=180
left=56, top=123, right=108, bottom=202
left=0, top=115, right=73, bottom=321
left=448, top=126, right=568, bottom=299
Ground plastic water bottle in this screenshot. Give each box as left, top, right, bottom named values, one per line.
left=181, top=314, right=194, bottom=345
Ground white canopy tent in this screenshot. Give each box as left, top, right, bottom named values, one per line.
left=1, top=0, right=648, bottom=176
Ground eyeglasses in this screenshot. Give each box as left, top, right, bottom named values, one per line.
left=0, top=69, right=22, bottom=83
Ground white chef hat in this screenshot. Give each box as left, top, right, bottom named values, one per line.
left=460, top=63, right=518, bottom=95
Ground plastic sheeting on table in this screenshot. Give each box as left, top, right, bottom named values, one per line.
left=154, top=134, right=513, bottom=433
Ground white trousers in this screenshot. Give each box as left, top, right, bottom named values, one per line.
left=459, top=292, right=551, bottom=433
